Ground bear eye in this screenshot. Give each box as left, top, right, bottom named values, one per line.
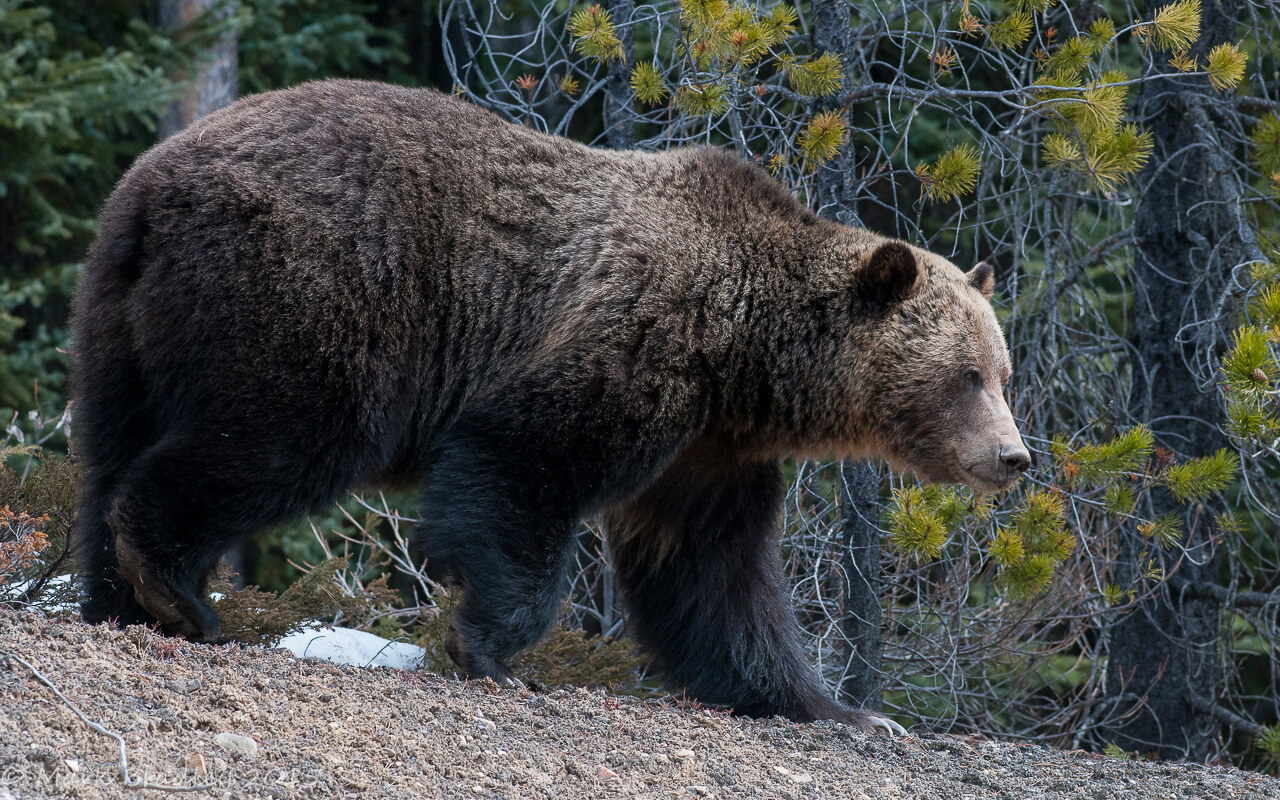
left=966, top=369, right=983, bottom=390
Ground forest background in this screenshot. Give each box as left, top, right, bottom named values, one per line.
left=2, top=0, right=1279, bottom=774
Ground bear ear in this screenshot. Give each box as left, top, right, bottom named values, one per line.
left=855, top=241, right=920, bottom=307
left=966, top=261, right=995, bottom=299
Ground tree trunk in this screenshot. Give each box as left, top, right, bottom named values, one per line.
left=810, top=0, right=857, bottom=226
left=837, top=461, right=884, bottom=709
left=1106, top=0, right=1247, bottom=760
left=157, top=0, right=238, bottom=139
left=809, top=0, right=884, bottom=710
left=602, top=0, right=635, bottom=151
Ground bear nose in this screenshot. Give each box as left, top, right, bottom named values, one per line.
left=999, top=443, right=1031, bottom=474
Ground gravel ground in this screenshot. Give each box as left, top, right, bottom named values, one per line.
left=1, top=611, right=1277, bottom=800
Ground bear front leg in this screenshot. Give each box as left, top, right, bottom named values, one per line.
left=605, top=446, right=905, bottom=736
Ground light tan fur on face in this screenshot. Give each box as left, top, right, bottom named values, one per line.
left=789, top=247, right=1026, bottom=492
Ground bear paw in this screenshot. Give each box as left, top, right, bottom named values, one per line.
left=842, top=707, right=907, bottom=737
left=114, top=534, right=219, bottom=641
left=445, top=623, right=521, bottom=687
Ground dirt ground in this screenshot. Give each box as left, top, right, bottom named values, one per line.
left=1, top=611, right=1277, bottom=800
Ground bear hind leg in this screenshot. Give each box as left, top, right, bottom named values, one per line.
left=77, top=472, right=154, bottom=629
left=420, top=491, right=576, bottom=685
left=105, top=432, right=358, bottom=640
left=75, top=350, right=159, bottom=629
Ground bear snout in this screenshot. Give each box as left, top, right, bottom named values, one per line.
left=998, top=441, right=1031, bottom=476
left=956, top=438, right=1031, bottom=491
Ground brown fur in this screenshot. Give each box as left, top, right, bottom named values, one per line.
left=72, top=79, right=1026, bottom=734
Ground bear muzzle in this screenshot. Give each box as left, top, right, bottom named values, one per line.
left=946, top=435, right=1031, bottom=493
left=998, top=441, right=1032, bottom=476
left=973, top=438, right=1031, bottom=491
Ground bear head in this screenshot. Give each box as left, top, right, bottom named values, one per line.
left=840, top=241, right=1030, bottom=493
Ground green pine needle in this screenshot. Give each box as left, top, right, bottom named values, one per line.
left=1205, top=42, right=1247, bottom=92
left=1043, top=133, right=1081, bottom=166
left=1043, top=36, right=1094, bottom=81
left=1252, top=114, right=1280, bottom=178
left=989, top=527, right=1026, bottom=567
left=998, top=554, right=1056, bottom=599
left=630, top=62, right=669, bottom=106
left=1064, top=76, right=1127, bottom=139
left=1104, top=482, right=1136, bottom=514
left=1253, top=260, right=1280, bottom=285
left=797, top=109, right=848, bottom=166
left=678, top=1, right=779, bottom=68
left=719, top=4, right=757, bottom=37
left=1225, top=396, right=1274, bottom=441
left=1102, top=742, right=1133, bottom=761
left=1101, top=583, right=1132, bottom=605
left=1087, top=18, right=1116, bottom=51
left=1014, top=0, right=1059, bottom=12
left=1148, top=0, right=1201, bottom=53
left=1164, top=448, right=1239, bottom=503
left=887, top=486, right=950, bottom=561
left=918, top=143, right=981, bottom=202
left=1138, top=513, right=1183, bottom=548
left=1036, top=61, right=1145, bottom=190
left=721, top=14, right=770, bottom=65
left=1084, top=123, right=1154, bottom=192
left=758, top=5, right=798, bottom=47
left=788, top=52, right=844, bottom=98
left=558, top=74, right=582, bottom=96
left=674, top=82, right=729, bottom=116
left=1013, top=490, right=1072, bottom=563
left=680, top=0, right=729, bottom=29
left=987, top=13, right=1032, bottom=50
left=928, top=485, right=977, bottom=529
left=1222, top=326, right=1274, bottom=394
left=567, top=4, right=625, bottom=62
left=1055, top=427, right=1154, bottom=485
left=1215, top=511, right=1247, bottom=534
left=1258, top=725, right=1280, bottom=764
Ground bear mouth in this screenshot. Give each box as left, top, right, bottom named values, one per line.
left=954, top=464, right=1021, bottom=494
left=880, top=448, right=1020, bottom=495
left=906, top=457, right=1017, bottom=494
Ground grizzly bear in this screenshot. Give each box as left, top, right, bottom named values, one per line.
left=72, top=79, right=1029, bottom=735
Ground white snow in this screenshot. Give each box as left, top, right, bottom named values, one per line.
left=5, top=574, right=427, bottom=671
left=274, top=625, right=426, bottom=670
left=1, top=573, right=78, bottom=613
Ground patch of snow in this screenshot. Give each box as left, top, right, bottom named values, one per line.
left=275, top=626, right=425, bottom=670
left=1, top=573, right=78, bottom=613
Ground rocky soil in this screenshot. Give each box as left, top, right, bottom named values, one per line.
left=1, top=611, right=1277, bottom=800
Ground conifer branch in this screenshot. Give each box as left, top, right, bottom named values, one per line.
left=1190, top=694, right=1268, bottom=737
left=1174, top=580, right=1280, bottom=609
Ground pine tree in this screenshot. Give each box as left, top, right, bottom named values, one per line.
left=0, top=1, right=196, bottom=416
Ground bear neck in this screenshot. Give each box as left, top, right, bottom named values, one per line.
left=708, top=220, right=884, bottom=461
left=616, top=148, right=889, bottom=460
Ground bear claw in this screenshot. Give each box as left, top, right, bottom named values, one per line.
left=867, top=715, right=907, bottom=737
left=839, top=707, right=908, bottom=736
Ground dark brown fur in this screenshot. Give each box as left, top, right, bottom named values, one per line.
left=73, top=80, right=1025, bottom=734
